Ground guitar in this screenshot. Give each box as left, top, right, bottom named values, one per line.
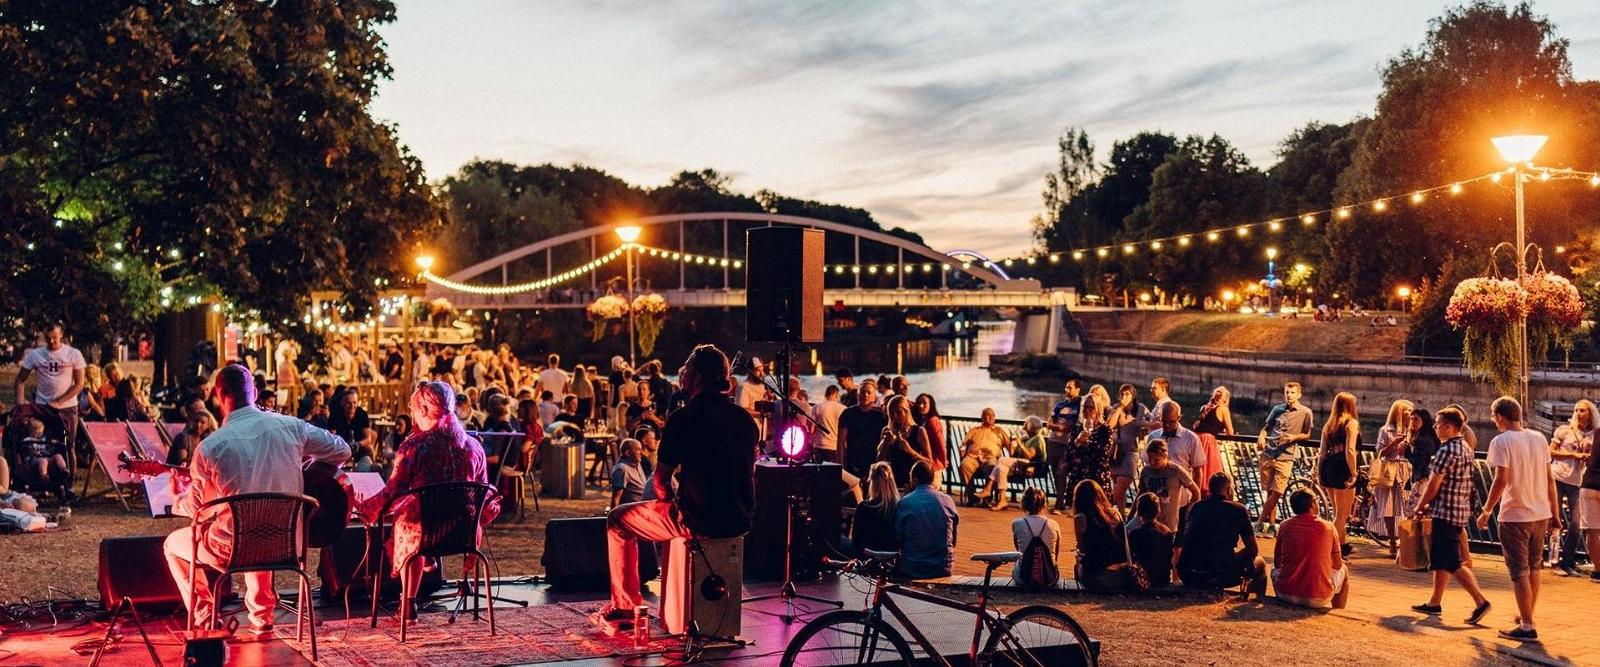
left=119, top=453, right=355, bottom=548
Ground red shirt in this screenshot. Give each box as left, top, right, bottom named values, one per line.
left=1273, top=513, right=1341, bottom=606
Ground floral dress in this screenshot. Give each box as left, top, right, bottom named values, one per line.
left=357, top=426, right=499, bottom=574
left=1069, top=423, right=1115, bottom=492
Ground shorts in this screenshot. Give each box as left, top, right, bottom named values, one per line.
left=1110, top=451, right=1138, bottom=479
left=1428, top=520, right=1466, bottom=573
left=1580, top=488, right=1600, bottom=531
left=1259, top=455, right=1294, bottom=495
left=1498, top=519, right=1549, bottom=579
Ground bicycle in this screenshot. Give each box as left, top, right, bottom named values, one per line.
left=779, top=549, right=1096, bottom=666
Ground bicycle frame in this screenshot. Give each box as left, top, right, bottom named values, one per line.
left=861, top=563, right=1008, bottom=665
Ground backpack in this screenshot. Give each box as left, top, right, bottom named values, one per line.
left=1015, top=517, right=1060, bottom=591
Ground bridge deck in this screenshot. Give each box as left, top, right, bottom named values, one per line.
left=437, top=288, right=1077, bottom=310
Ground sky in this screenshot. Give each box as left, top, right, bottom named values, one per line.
left=370, top=1, right=1600, bottom=257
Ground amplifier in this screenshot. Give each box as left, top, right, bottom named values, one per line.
left=98, top=535, right=230, bottom=611
left=541, top=516, right=658, bottom=591
left=745, top=461, right=843, bottom=579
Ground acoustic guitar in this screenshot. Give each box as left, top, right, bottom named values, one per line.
left=119, top=454, right=355, bottom=548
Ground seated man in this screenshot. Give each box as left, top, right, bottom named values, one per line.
left=896, top=461, right=959, bottom=578
left=958, top=408, right=1010, bottom=502
left=608, top=439, right=647, bottom=508
left=602, top=345, right=757, bottom=630
left=985, top=416, right=1048, bottom=511
left=1176, top=473, right=1267, bottom=597
left=1273, top=489, right=1350, bottom=609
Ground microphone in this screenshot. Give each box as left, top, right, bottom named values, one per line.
left=730, top=350, right=744, bottom=373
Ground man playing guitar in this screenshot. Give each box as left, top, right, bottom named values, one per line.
left=160, top=364, right=351, bottom=633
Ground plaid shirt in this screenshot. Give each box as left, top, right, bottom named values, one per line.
left=1428, top=436, right=1474, bottom=525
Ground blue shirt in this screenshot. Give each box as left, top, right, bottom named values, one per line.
left=895, top=484, right=959, bottom=578
left=1050, top=396, right=1082, bottom=444
left=1261, top=402, right=1314, bottom=461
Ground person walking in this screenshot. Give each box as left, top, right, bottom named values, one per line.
left=1410, top=406, right=1492, bottom=626
left=1477, top=397, right=1558, bottom=643
left=1548, top=400, right=1593, bottom=577
left=1318, top=392, right=1361, bottom=557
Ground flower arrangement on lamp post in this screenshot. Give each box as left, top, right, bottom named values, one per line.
left=1520, top=269, right=1585, bottom=362
left=631, top=293, right=668, bottom=356
left=1445, top=275, right=1527, bottom=394
left=587, top=294, right=629, bottom=342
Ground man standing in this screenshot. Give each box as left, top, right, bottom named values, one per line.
left=1147, top=402, right=1206, bottom=504
left=734, top=358, right=769, bottom=418
left=834, top=368, right=859, bottom=407
left=538, top=354, right=570, bottom=404
left=1477, top=397, right=1558, bottom=643
left=163, top=365, right=350, bottom=632
left=1579, top=426, right=1600, bottom=583
left=895, top=462, right=959, bottom=579
left=602, top=345, right=756, bottom=629
left=1256, top=381, right=1315, bottom=533
left=838, top=380, right=888, bottom=486
left=15, top=323, right=87, bottom=464
left=1143, top=377, right=1177, bottom=431
left=811, top=385, right=848, bottom=464
left=1046, top=379, right=1083, bottom=513
left=1410, top=406, right=1492, bottom=626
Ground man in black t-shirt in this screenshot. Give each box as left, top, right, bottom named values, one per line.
left=1177, top=473, right=1267, bottom=596
left=837, top=380, right=887, bottom=481
left=602, top=345, right=757, bottom=628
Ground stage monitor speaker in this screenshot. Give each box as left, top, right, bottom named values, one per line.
left=746, top=461, right=843, bottom=579
left=746, top=226, right=825, bottom=343
left=541, top=516, right=658, bottom=591
left=98, top=535, right=229, bottom=611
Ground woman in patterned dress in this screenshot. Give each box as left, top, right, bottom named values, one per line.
left=1069, top=391, right=1116, bottom=494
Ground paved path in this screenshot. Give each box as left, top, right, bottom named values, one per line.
left=938, top=503, right=1596, bottom=666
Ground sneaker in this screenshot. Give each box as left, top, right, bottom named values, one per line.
left=246, top=624, right=275, bottom=637
left=1466, top=599, right=1492, bottom=626
left=1410, top=603, right=1442, bottom=615
left=1498, top=627, right=1539, bottom=643
left=1556, top=564, right=1579, bottom=577
left=600, top=606, right=635, bottom=631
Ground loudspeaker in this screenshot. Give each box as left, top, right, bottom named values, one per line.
left=746, top=227, right=824, bottom=343
left=745, top=461, right=843, bottom=579
left=541, top=516, right=658, bottom=591
left=97, top=535, right=229, bottom=611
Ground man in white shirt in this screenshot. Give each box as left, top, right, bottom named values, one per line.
left=162, top=365, right=351, bottom=632
left=538, top=353, right=570, bottom=403
left=734, top=357, right=768, bottom=417
left=811, top=385, right=848, bottom=463
left=15, top=323, right=87, bottom=457
left=537, top=391, right=560, bottom=428
left=1477, top=397, right=1559, bottom=643
left=1147, top=401, right=1207, bottom=505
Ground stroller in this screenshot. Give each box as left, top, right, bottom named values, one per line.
left=2, top=404, right=77, bottom=502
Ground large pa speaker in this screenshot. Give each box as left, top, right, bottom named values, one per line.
left=98, top=535, right=230, bottom=611
left=746, top=226, right=824, bottom=343
left=746, top=461, right=843, bottom=579
left=541, top=516, right=658, bottom=591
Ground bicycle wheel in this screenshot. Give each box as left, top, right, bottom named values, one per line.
left=780, top=609, right=917, bottom=667
left=1282, top=478, right=1333, bottom=522
left=983, top=605, right=1096, bottom=667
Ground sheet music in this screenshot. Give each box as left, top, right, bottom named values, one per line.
left=144, top=472, right=176, bottom=517
left=345, top=472, right=387, bottom=504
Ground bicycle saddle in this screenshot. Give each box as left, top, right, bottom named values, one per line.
left=862, top=549, right=901, bottom=561
left=970, top=551, right=1021, bottom=565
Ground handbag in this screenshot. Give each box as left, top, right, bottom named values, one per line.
left=1396, top=517, right=1431, bottom=571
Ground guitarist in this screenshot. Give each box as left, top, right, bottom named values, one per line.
left=162, top=364, right=351, bottom=634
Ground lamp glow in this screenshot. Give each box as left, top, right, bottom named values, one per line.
left=1491, top=135, right=1547, bottom=164
left=1396, top=286, right=1412, bottom=299
left=614, top=225, right=642, bottom=243
left=415, top=255, right=435, bottom=271
left=779, top=424, right=807, bottom=458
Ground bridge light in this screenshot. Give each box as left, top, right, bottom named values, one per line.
left=922, top=263, right=932, bottom=272
left=733, top=260, right=743, bottom=268
left=851, top=266, right=860, bottom=274
left=1002, top=259, right=1014, bottom=267
left=961, top=261, right=972, bottom=269
left=614, top=225, right=642, bottom=243
left=834, top=266, right=845, bottom=274
left=1072, top=250, right=1084, bottom=260
left=942, top=263, right=951, bottom=271
left=671, top=252, right=681, bottom=260
left=1025, top=257, right=1036, bottom=265
left=868, top=266, right=878, bottom=274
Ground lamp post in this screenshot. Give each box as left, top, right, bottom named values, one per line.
left=615, top=225, right=642, bottom=368
left=1262, top=247, right=1281, bottom=316
left=1491, top=134, right=1547, bottom=408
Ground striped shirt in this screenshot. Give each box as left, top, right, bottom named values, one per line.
left=1428, top=436, right=1474, bottom=525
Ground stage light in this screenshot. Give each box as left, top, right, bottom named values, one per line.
left=778, top=424, right=807, bottom=458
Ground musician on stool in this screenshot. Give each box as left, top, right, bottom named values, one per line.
left=163, top=364, right=351, bottom=634
left=601, top=344, right=757, bottom=630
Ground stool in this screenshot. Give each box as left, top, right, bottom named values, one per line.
left=662, top=536, right=743, bottom=639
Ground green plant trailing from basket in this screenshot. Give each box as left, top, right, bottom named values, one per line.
left=1520, top=269, right=1585, bottom=363
left=1445, top=274, right=1526, bottom=395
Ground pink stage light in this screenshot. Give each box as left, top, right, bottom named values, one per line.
left=779, top=424, right=807, bottom=458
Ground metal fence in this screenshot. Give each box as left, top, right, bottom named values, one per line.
left=940, top=415, right=1549, bottom=551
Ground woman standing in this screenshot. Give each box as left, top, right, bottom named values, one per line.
left=1402, top=409, right=1440, bottom=515
left=1369, top=400, right=1414, bottom=548
left=1549, top=400, right=1594, bottom=576
left=571, top=365, right=595, bottom=423
left=1107, top=384, right=1149, bottom=511
left=1318, top=392, right=1360, bottom=557
left=914, top=394, right=948, bottom=474
left=1191, top=386, right=1234, bottom=486
left=357, top=381, right=499, bottom=614
left=877, top=395, right=933, bottom=491
left=1069, top=391, right=1116, bottom=496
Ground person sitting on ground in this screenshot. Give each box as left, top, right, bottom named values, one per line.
left=1072, top=480, right=1130, bottom=593
left=1011, top=487, right=1061, bottom=586
left=1177, top=473, right=1267, bottom=596
left=1126, top=492, right=1175, bottom=588
left=609, top=439, right=647, bottom=508
left=1138, top=439, right=1200, bottom=534
left=849, top=462, right=900, bottom=556
left=985, top=416, right=1048, bottom=511
left=958, top=407, right=1010, bottom=504
left=1273, top=489, right=1350, bottom=609
left=895, top=461, right=958, bottom=579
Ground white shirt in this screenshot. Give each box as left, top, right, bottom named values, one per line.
left=1486, top=428, right=1553, bottom=523
left=21, top=344, right=85, bottom=409
left=1149, top=425, right=1207, bottom=473
left=1010, top=514, right=1062, bottom=580
left=178, top=406, right=350, bottom=563
left=537, top=400, right=560, bottom=428
left=735, top=378, right=766, bottom=413
left=539, top=368, right=570, bottom=402
left=812, top=399, right=847, bottom=450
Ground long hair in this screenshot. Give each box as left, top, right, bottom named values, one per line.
left=1080, top=390, right=1106, bottom=428
left=1321, top=391, right=1358, bottom=448
left=1571, top=399, right=1597, bottom=433
left=413, top=380, right=466, bottom=441
left=1198, top=386, right=1230, bottom=421
left=885, top=394, right=913, bottom=430
left=866, top=461, right=899, bottom=516
left=1087, top=384, right=1110, bottom=422
left=915, top=393, right=940, bottom=420
left=1383, top=399, right=1415, bottom=432
left=1071, top=479, right=1118, bottom=529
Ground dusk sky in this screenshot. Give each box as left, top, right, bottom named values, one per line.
left=371, top=1, right=1600, bottom=257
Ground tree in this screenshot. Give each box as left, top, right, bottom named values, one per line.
left=1268, top=121, right=1363, bottom=264
left=0, top=1, right=442, bottom=346
left=1034, top=127, right=1097, bottom=250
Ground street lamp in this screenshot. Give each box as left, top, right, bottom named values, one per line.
left=1394, top=285, right=1412, bottom=312
left=414, top=254, right=435, bottom=273
left=1492, top=134, right=1547, bottom=407
left=615, top=225, right=642, bottom=367
left=1262, top=247, right=1281, bottom=316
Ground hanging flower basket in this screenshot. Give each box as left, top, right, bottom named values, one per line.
left=632, top=293, right=669, bottom=356
left=1445, top=273, right=1527, bottom=395
left=1521, top=270, right=1585, bottom=361
left=587, top=294, right=629, bottom=341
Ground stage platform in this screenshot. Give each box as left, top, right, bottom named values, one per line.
left=13, top=577, right=1096, bottom=666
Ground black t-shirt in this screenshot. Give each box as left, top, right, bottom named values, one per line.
left=381, top=352, right=405, bottom=379
left=328, top=407, right=370, bottom=444
left=1177, top=496, right=1257, bottom=575
left=839, top=405, right=888, bottom=477
left=658, top=391, right=758, bottom=538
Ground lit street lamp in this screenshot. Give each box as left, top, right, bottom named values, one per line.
left=1393, top=285, right=1411, bottom=312
left=615, top=225, right=642, bottom=368
left=1262, top=247, right=1281, bottom=315
left=1491, top=134, right=1547, bottom=408
left=415, top=254, right=435, bottom=273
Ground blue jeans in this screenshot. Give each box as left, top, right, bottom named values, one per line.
left=1556, top=482, right=1583, bottom=567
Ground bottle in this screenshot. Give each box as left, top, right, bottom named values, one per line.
left=632, top=604, right=649, bottom=647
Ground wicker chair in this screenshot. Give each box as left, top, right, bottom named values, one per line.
left=188, top=492, right=320, bottom=661
left=367, top=481, right=500, bottom=643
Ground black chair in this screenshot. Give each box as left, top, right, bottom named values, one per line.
left=188, top=492, right=320, bottom=661
left=367, top=481, right=501, bottom=643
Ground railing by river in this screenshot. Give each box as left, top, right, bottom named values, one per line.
left=940, top=415, right=1542, bottom=552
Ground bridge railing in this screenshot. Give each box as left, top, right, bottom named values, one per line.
left=940, top=415, right=1526, bottom=551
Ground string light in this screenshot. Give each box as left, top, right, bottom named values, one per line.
left=1150, top=240, right=1163, bottom=250
left=1410, top=192, right=1424, bottom=204
left=1177, top=236, right=1191, bottom=247
left=1372, top=200, right=1387, bottom=212
left=1072, top=250, right=1085, bottom=260
left=1268, top=220, right=1281, bottom=232
left=421, top=246, right=628, bottom=295
left=1235, top=226, right=1250, bottom=237
left=1206, top=231, right=1221, bottom=242
left=1337, top=207, right=1352, bottom=219
left=1451, top=182, right=1463, bottom=194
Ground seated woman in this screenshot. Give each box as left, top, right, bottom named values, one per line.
left=356, top=381, right=500, bottom=612
left=1072, top=479, right=1131, bottom=593
left=1125, top=492, right=1175, bottom=588
left=984, top=416, right=1048, bottom=511
left=849, top=462, right=900, bottom=556
left=1009, top=488, right=1060, bottom=583
left=1273, top=489, right=1350, bottom=609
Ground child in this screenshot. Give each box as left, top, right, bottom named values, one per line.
left=16, top=418, right=73, bottom=503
